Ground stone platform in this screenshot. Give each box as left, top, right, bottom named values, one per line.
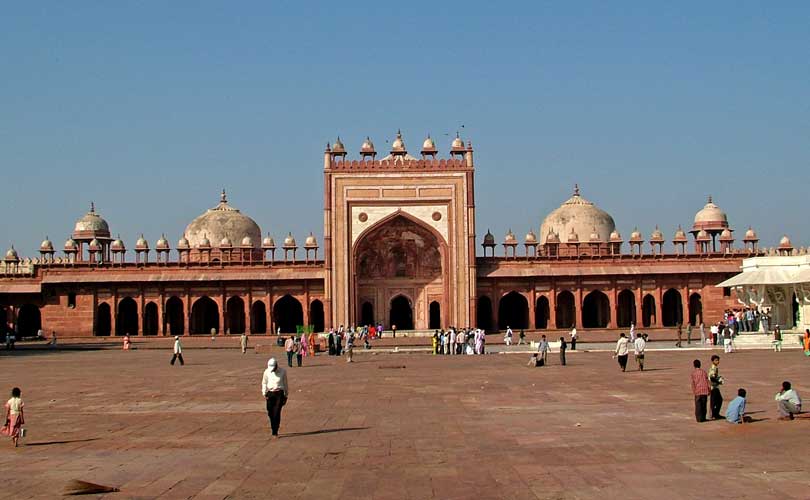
left=0, top=348, right=808, bottom=499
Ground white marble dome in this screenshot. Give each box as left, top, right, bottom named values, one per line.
left=540, top=185, right=616, bottom=244
left=184, top=191, right=261, bottom=250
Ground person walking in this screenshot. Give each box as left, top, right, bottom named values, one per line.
left=570, top=327, right=577, bottom=350
left=1, top=387, right=25, bottom=447
left=261, top=358, right=288, bottom=438
left=634, top=333, right=646, bottom=371
left=123, top=334, right=131, bottom=350
left=686, top=324, right=692, bottom=345
left=518, top=329, right=526, bottom=345
left=675, top=323, right=683, bottom=348
left=240, top=333, right=248, bottom=354
left=284, top=336, right=295, bottom=367
left=432, top=330, right=439, bottom=355
left=558, top=336, right=567, bottom=366
left=504, top=326, right=513, bottom=346
left=775, top=381, right=802, bottom=420
left=803, top=329, right=810, bottom=357
left=295, top=335, right=304, bottom=367
left=773, top=326, right=783, bottom=352
left=327, top=329, right=335, bottom=356
left=345, top=332, right=354, bottom=363
left=335, top=329, right=343, bottom=356
left=699, top=322, right=706, bottom=345
left=708, top=354, right=723, bottom=419
left=614, top=333, right=630, bottom=372
left=690, top=359, right=711, bottom=422
left=170, top=336, right=184, bottom=366
left=629, top=322, right=635, bottom=342
left=723, top=325, right=733, bottom=353
left=449, top=328, right=456, bottom=355
left=308, top=332, right=316, bottom=356
left=538, top=335, right=550, bottom=365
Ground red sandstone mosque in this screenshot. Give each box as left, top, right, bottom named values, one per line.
left=2, top=131, right=798, bottom=338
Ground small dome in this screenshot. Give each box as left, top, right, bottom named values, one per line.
left=332, top=137, right=346, bottom=153
left=360, top=137, right=375, bottom=154
left=504, top=229, right=517, bottom=244
left=719, top=228, right=733, bottom=241
left=483, top=230, right=495, bottom=246
left=609, top=230, right=622, bottom=242
left=630, top=227, right=643, bottom=241
left=283, top=232, right=297, bottom=247
left=779, top=235, right=792, bottom=248
left=240, top=235, right=254, bottom=247
left=219, top=236, right=233, bottom=248
left=696, top=229, right=710, bottom=241
left=391, top=130, right=406, bottom=152
left=567, top=228, right=579, bottom=243
left=64, top=238, right=78, bottom=251
left=198, top=234, right=211, bottom=248
left=305, top=233, right=318, bottom=247
left=4, top=246, right=19, bottom=261
left=545, top=230, right=560, bottom=244
left=540, top=185, right=616, bottom=244
left=177, top=236, right=190, bottom=249
left=674, top=226, right=688, bottom=242
left=451, top=133, right=465, bottom=150
left=525, top=230, right=537, bottom=244
left=184, top=191, right=262, bottom=251
left=693, top=196, right=729, bottom=229
left=40, top=237, right=54, bottom=252
left=111, top=237, right=125, bottom=251
left=156, top=234, right=170, bottom=250
left=262, top=234, right=276, bottom=248
left=135, top=235, right=149, bottom=250
left=73, top=202, right=111, bottom=239
left=422, top=135, right=437, bottom=151
left=650, top=226, right=664, bottom=241
left=88, top=238, right=101, bottom=251
left=744, top=227, right=758, bottom=240
left=589, top=227, right=602, bottom=242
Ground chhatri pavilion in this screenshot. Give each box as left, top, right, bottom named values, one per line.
left=1, top=132, right=800, bottom=338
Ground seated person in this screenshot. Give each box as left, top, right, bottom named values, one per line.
left=527, top=353, right=543, bottom=367
left=775, top=381, right=802, bottom=420
left=726, top=388, right=749, bottom=424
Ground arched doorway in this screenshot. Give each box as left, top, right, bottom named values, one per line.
left=556, top=291, right=576, bottom=329
left=143, top=302, right=159, bottom=335
left=96, top=303, right=111, bottom=336
left=617, top=290, right=636, bottom=328
left=498, top=291, right=528, bottom=330
left=429, top=301, right=441, bottom=329
left=642, top=294, right=656, bottom=327
left=251, top=301, right=267, bottom=334
left=273, top=295, right=303, bottom=334
left=226, top=296, right=245, bottom=334
left=354, top=214, right=445, bottom=331
left=360, top=301, right=375, bottom=327
left=535, top=296, right=550, bottom=329
left=16, top=304, right=41, bottom=338
left=477, top=296, right=493, bottom=331
left=116, top=297, right=138, bottom=336
left=662, top=289, right=683, bottom=326
left=310, top=300, right=324, bottom=332
left=582, top=290, right=610, bottom=328
left=191, top=296, right=219, bottom=335
left=165, top=296, right=184, bottom=335
left=688, top=293, right=703, bottom=326
left=389, top=295, right=413, bottom=330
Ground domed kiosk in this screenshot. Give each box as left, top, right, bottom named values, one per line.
left=184, top=190, right=262, bottom=261
left=540, top=185, right=616, bottom=256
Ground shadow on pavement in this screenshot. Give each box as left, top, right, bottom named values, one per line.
left=282, top=427, right=369, bottom=438
left=26, top=437, right=100, bottom=447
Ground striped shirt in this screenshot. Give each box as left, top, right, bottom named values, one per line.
left=691, top=368, right=710, bottom=396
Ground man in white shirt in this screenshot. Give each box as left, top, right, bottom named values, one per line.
left=629, top=323, right=635, bottom=342
left=570, top=327, right=578, bottom=350
left=449, top=328, right=456, bottom=355
left=614, top=333, right=629, bottom=372
left=505, top=326, right=513, bottom=346
left=261, top=358, right=289, bottom=438
left=775, top=380, right=802, bottom=421
left=170, top=336, right=184, bottom=366
left=538, top=335, right=550, bottom=365
left=633, top=334, right=646, bottom=371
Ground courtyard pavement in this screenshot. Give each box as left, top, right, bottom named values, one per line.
left=0, top=347, right=808, bottom=499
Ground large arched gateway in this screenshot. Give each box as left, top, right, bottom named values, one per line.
left=353, top=213, right=446, bottom=330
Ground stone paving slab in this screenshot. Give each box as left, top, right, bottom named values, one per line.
left=0, top=348, right=808, bottom=499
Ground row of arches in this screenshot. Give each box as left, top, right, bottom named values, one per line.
left=357, top=296, right=441, bottom=331
left=94, top=295, right=324, bottom=336
left=477, top=289, right=703, bottom=330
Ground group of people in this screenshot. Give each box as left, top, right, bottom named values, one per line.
left=326, top=325, right=372, bottom=362
left=432, top=327, right=488, bottom=355
left=690, top=354, right=802, bottom=424
left=528, top=334, right=569, bottom=367
left=613, top=332, right=649, bottom=371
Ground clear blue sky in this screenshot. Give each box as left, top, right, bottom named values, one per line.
left=2, top=2, right=808, bottom=257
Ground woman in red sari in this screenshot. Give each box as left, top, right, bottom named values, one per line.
left=1, top=387, right=25, bottom=447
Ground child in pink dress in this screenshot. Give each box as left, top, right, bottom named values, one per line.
left=1, top=387, right=25, bottom=447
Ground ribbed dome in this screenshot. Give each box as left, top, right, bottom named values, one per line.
left=589, top=227, right=602, bottom=242
left=719, top=228, right=733, bottom=240
left=177, top=236, right=190, bottom=249
left=540, top=185, right=616, bottom=244
left=744, top=227, right=758, bottom=240
left=360, top=137, right=375, bottom=154
left=135, top=235, right=148, bottom=249
left=567, top=228, right=579, bottom=243
left=630, top=227, right=642, bottom=241
left=262, top=234, right=276, bottom=248
left=451, top=133, right=465, bottom=150
left=73, top=202, right=111, bottom=239
left=88, top=238, right=101, bottom=251
left=40, top=237, right=54, bottom=252
left=332, top=137, right=346, bottom=153
left=4, top=247, right=19, bottom=261
left=609, top=230, right=622, bottom=242
left=156, top=235, right=170, bottom=250
left=545, top=230, right=560, bottom=244
left=305, top=233, right=318, bottom=247
left=184, top=190, right=261, bottom=250
left=422, top=135, right=437, bottom=151
left=241, top=236, right=254, bottom=247
left=525, top=231, right=537, bottom=244
left=283, top=233, right=296, bottom=247
left=483, top=229, right=495, bottom=245
left=391, top=130, right=406, bottom=152
left=199, top=234, right=211, bottom=248
left=111, top=237, right=125, bottom=251
left=693, top=196, right=729, bottom=229
left=674, top=226, right=688, bottom=242
left=64, top=238, right=78, bottom=251
left=696, top=229, right=710, bottom=241
left=219, top=236, right=233, bottom=248
left=650, top=226, right=664, bottom=241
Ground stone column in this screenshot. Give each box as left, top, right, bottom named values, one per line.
left=245, top=289, right=252, bottom=335
left=530, top=285, right=537, bottom=330
left=656, top=287, right=664, bottom=327
left=575, top=286, right=583, bottom=329
left=549, top=285, right=557, bottom=329
left=609, top=285, right=618, bottom=329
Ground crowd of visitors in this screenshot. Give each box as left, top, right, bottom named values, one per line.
left=431, top=327, right=488, bottom=355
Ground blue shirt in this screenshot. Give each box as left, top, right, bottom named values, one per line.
left=726, top=396, right=746, bottom=423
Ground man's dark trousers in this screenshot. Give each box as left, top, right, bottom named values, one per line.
left=265, top=391, right=285, bottom=436
left=695, top=395, right=708, bottom=422
left=710, top=388, right=723, bottom=419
